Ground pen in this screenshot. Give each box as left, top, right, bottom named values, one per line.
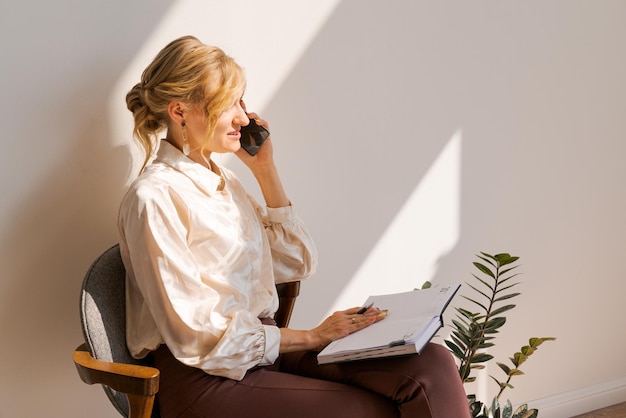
left=356, top=303, right=374, bottom=314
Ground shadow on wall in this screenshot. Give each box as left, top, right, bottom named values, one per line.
left=258, top=0, right=626, bottom=332
left=262, top=0, right=470, bottom=325
left=0, top=2, right=172, bottom=415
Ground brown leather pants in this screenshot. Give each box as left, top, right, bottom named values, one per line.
left=152, top=343, right=470, bottom=418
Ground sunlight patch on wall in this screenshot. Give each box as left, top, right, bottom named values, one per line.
left=327, top=129, right=462, bottom=312
left=108, top=0, right=341, bottom=177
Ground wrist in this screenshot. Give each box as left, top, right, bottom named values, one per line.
left=254, top=165, right=290, bottom=208
left=251, top=162, right=277, bottom=179
left=308, top=328, right=327, bottom=351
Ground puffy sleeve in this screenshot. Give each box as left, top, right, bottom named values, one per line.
left=253, top=201, right=319, bottom=284
left=119, top=183, right=280, bottom=381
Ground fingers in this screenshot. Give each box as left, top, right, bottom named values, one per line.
left=347, top=309, right=388, bottom=331
left=345, top=306, right=365, bottom=315
left=345, top=306, right=383, bottom=317
left=245, top=112, right=270, bottom=130
left=315, top=309, right=388, bottom=348
left=348, top=315, right=373, bottom=327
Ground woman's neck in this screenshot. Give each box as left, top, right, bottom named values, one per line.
left=164, top=133, right=212, bottom=171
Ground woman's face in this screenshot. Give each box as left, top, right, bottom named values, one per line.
left=185, top=98, right=249, bottom=155
left=211, top=99, right=249, bottom=153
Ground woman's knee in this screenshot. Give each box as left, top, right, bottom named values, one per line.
left=422, top=343, right=458, bottom=370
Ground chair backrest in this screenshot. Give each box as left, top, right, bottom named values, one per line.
left=79, top=244, right=155, bottom=417
left=79, top=244, right=299, bottom=417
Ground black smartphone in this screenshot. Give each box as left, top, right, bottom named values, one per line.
left=239, top=117, right=270, bottom=156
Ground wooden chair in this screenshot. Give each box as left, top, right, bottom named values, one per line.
left=73, top=244, right=300, bottom=418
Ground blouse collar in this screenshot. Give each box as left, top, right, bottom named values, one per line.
left=155, top=140, right=226, bottom=193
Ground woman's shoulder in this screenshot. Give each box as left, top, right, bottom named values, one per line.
left=123, top=163, right=190, bottom=205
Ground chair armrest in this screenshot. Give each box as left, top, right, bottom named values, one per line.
left=275, top=281, right=300, bottom=328
left=73, top=343, right=159, bottom=396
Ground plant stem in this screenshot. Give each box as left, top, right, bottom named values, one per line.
left=459, top=257, right=502, bottom=384
left=496, top=375, right=512, bottom=400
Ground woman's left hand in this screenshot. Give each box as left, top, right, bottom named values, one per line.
left=235, top=112, right=274, bottom=171
left=235, top=109, right=290, bottom=208
left=310, top=307, right=388, bottom=351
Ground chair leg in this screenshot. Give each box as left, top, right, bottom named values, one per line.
left=127, top=393, right=156, bottom=418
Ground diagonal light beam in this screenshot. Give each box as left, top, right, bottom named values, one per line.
left=327, top=129, right=462, bottom=313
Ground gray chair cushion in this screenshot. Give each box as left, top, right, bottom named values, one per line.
left=79, top=244, right=155, bottom=417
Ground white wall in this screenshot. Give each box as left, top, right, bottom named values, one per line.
left=1, top=1, right=624, bottom=417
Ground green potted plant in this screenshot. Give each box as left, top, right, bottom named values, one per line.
left=443, top=252, right=556, bottom=418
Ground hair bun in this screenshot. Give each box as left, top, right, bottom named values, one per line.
left=126, top=83, right=145, bottom=113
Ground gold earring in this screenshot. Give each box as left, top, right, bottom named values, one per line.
left=181, top=121, right=190, bottom=156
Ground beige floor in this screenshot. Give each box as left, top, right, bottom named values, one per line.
left=572, top=402, right=626, bottom=418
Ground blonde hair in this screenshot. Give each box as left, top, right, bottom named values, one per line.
left=126, top=35, right=245, bottom=171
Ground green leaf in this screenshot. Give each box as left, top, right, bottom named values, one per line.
left=453, top=311, right=474, bottom=323
left=490, top=304, right=516, bottom=317
left=456, top=307, right=479, bottom=319
left=524, top=410, right=538, bottom=418
left=450, top=332, right=470, bottom=349
left=529, top=337, right=556, bottom=348
left=454, top=313, right=477, bottom=327
left=512, top=352, right=528, bottom=367
left=484, top=317, right=507, bottom=331
left=498, top=266, right=519, bottom=277
left=474, top=262, right=495, bottom=278
left=421, top=281, right=432, bottom=289
left=470, top=353, right=493, bottom=363
left=489, top=375, right=514, bottom=390
left=498, top=273, right=523, bottom=286
left=452, top=319, right=470, bottom=334
left=491, top=397, right=501, bottom=418
left=445, top=336, right=463, bottom=351
left=469, top=396, right=484, bottom=417
left=513, top=407, right=538, bottom=418
left=450, top=327, right=469, bottom=339
left=445, top=340, right=465, bottom=359
left=451, top=330, right=472, bottom=346
left=490, top=375, right=503, bottom=387
left=502, top=399, right=513, bottom=418
left=494, top=292, right=521, bottom=302
left=452, top=322, right=472, bottom=335
left=494, top=253, right=519, bottom=266
left=477, top=253, right=496, bottom=267
left=472, top=275, right=496, bottom=292
left=495, top=282, right=521, bottom=293
left=512, top=404, right=527, bottom=415
left=475, top=342, right=495, bottom=349
left=462, top=295, right=489, bottom=312
left=497, top=362, right=511, bottom=375
left=467, top=282, right=493, bottom=301
left=479, top=251, right=496, bottom=259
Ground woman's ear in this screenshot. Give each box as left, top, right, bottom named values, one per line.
left=167, top=101, right=186, bottom=125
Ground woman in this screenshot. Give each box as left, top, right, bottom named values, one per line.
left=120, top=35, right=470, bottom=417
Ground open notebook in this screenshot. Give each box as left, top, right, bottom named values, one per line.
left=317, top=284, right=461, bottom=365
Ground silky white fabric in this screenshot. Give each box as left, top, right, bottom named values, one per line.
left=118, top=140, right=318, bottom=380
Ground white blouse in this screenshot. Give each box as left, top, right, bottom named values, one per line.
left=118, top=140, right=318, bottom=380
